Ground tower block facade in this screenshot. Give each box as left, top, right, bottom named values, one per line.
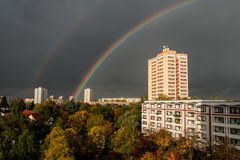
left=148, top=47, right=188, bottom=100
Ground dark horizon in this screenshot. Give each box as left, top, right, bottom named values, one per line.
left=1, top=0, right=240, bottom=100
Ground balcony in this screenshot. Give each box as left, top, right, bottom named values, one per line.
left=213, top=107, right=224, bottom=114
left=214, top=117, right=224, bottom=124
left=214, top=126, right=224, bottom=133
left=230, top=128, right=240, bottom=135
left=230, top=118, right=240, bottom=125
left=230, top=107, right=240, bottom=114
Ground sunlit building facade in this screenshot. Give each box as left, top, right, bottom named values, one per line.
left=34, top=87, right=48, bottom=104
left=148, top=46, right=188, bottom=100
left=142, top=100, right=240, bottom=150
left=84, top=88, right=92, bottom=103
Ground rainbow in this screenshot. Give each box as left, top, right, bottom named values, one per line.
left=72, top=0, right=199, bottom=98
left=31, top=0, right=105, bottom=85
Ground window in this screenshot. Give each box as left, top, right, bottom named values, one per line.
left=142, top=121, right=147, bottom=125
left=143, top=110, right=147, bottom=113
left=150, top=116, right=155, bottom=120
left=187, top=112, right=194, bottom=117
left=157, top=123, right=161, bottom=127
left=188, top=120, right=194, bottom=125
left=167, top=111, right=173, bottom=116
left=230, top=118, right=240, bottom=125
left=230, top=128, right=240, bottom=135
left=175, top=111, right=181, bottom=117
left=175, top=126, right=181, bottom=131
left=214, top=106, right=224, bottom=113
left=198, top=124, right=207, bottom=130
left=230, top=138, right=240, bottom=146
left=188, top=104, right=194, bottom=109
left=215, top=136, right=224, bottom=143
left=167, top=125, right=172, bottom=129
left=157, top=117, right=161, bottom=121
left=156, top=111, right=162, bottom=115
left=143, top=115, right=147, bottom=119
left=198, top=106, right=207, bottom=112
left=175, top=104, right=181, bottom=109
left=150, top=122, right=155, bottom=126
left=175, top=118, right=182, bottom=124
left=197, top=116, right=206, bottom=122
left=188, top=128, right=195, bottom=133
left=215, top=117, right=224, bottom=123
left=167, top=105, right=172, bottom=108
left=215, top=126, right=224, bottom=133
left=230, top=107, right=240, bottom=114
left=151, top=110, right=155, bottom=114
left=167, top=118, right=172, bottom=123
left=201, top=133, right=207, bottom=140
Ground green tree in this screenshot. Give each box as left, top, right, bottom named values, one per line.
left=88, top=122, right=113, bottom=155
left=15, top=129, right=37, bottom=160
left=0, top=96, right=9, bottom=113
left=86, top=114, right=105, bottom=130
left=111, top=109, right=141, bottom=157
left=10, top=97, right=26, bottom=115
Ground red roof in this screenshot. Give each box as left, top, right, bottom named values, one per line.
left=22, top=109, right=33, bottom=116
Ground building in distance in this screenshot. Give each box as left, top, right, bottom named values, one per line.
left=84, top=88, right=93, bottom=103
left=148, top=46, right=188, bottom=100
left=49, top=95, right=64, bottom=104
left=24, top=98, right=34, bottom=103
left=98, top=97, right=141, bottom=104
left=34, top=87, right=48, bottom=104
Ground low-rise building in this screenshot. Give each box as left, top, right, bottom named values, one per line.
left=98, top=97, right=141, bottom=104
left=49, top=95, right=64, bottom=104
left=142, top=100, right=240, bottom=150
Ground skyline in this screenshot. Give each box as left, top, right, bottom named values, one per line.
left=1, top=0, right=240, bottom=99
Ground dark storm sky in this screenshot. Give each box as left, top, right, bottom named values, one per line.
left=1, top=0, right=240, bottom=100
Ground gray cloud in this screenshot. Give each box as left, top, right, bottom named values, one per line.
left=1, top=0, right=240, bottom=99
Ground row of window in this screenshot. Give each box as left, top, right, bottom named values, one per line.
left=143, top=104, right=195, bottom=109
left=214, top=126, right=240, bottom=135
left=215, top=136, right=240, bottom=146
left=213, top=107, right=240, bottom=114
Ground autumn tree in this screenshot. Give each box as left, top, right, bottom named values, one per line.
left=43, top=127, right=75, bottom=160
left=67, top=110, right=89, bottom=134
left=153, top=129, right=172, bottom=151
left=214, top=137, right=240, bottom=160
left=174, top=137, right=193, bottom=159
left=157, top=94, right=172, bottom=100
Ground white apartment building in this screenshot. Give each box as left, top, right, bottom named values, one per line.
left=142, top=100, right=240, bottom=150
left=34, top=87, right=48, bottom=104
left=98, top=97, right=141, bottom=104
left=148, top=46, right=188, bottom=100
left=84, top=88, right=92, bottom=103
left=49, top=95, right=64, bottom=104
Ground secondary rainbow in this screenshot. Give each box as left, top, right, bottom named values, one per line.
left=72, top=0, right=199, bottom=98
left=31, top=0, right=105, bottom=85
